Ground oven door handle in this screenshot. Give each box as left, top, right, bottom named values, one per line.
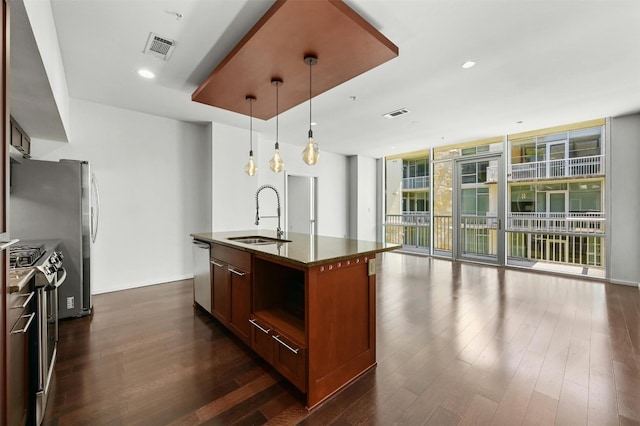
left=53, top=267, right=67, bottom=288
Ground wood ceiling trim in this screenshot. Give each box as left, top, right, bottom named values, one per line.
left=192, top=0, right=398, bottom=120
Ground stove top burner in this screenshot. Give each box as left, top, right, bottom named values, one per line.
left=9, top=243, right=46, bottom=268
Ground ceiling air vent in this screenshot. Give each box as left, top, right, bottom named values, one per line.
left=143, top=33, right=176, bottom=61
left=382, top=108, right=410, bottom=119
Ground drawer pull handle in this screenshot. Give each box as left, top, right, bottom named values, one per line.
left=11, top=291, right=34, bottom=309
left=229, top=268, right=247, bottom=276
left=273, top=335, right=299, bottom=354
left=10, top=313, right=36, bottom=335
left=211, top=260, right=225, bottom=268
left=249, top=319, right=270, bottom=334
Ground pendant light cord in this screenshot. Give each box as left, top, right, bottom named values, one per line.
left=308, top=59, right=313, bottom=138
left=275, top=81, right=279, bottom=149
left=249, top=98, right=253, bottom=153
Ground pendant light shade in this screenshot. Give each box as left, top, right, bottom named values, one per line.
left=302, top=55, right=319, bottom=165
left=269, top=79, right=285, bottom=173
left=244, top=95, right=257, bottom=176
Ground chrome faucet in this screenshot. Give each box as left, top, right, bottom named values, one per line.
left=255, top=184, right=283, bottom=239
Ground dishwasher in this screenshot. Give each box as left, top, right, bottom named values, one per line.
left=192, top=239, right=212, bottom=313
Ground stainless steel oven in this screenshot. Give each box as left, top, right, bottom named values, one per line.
left=36, top=265, right=66, bottom=422
left=10, top=242, right=66, bottom=425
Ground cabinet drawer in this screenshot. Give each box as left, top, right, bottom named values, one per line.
left=272, top=331, right=306, bottom=391
left=249, top=316, right=273, bottom=364
left=211, top=243, right=251, bottom=271
left=8, top=290, right=35, bottom=326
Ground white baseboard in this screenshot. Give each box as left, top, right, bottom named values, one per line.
left=92, top=274, right=193, bottom=295
left=609, top=277, right=640, bottom=288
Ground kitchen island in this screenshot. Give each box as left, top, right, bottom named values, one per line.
left=190, top=230, right=399, bottom=409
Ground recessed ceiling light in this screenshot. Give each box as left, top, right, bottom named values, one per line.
left=462, top=61, right=476, bottom=69
left=137, top=69, right=155, bottom=79
left=311, top=122, right=317, bottom=126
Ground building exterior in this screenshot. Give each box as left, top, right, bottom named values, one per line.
left=385, top=152, right=430, bottom=252
left=506, top=123, right=605, bottom=272
left=384, top=119, right=606, bottom=277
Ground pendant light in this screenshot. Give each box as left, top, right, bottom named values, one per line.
left=244, top=95, right=257, bottom=176
left=302, top=55, right=319, bottom=165
left=269, top=78, right=285, bottom=173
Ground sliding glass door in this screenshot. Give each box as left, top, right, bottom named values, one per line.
left=453, top=154, right=505, bottom=264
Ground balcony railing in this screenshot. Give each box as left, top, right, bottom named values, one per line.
left=460, top=215, right=498, bottom=256
left=384, top=213, right=430, bottom=250
left=509, top=154, right=604, bottom=181
left=508, top=212, right=605, bottom=234
left=402, top=175, right=430, bottom=190
left=384, top=212, right=604, bottom=268
left=507, top=232, right=604, bottom=268
left=385, top=212, right=430, bottom=226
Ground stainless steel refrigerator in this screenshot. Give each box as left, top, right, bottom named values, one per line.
left=10, top=158, right=99, bottom=319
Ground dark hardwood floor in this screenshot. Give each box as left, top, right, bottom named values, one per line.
left=43, top=253, right=640, bottom=425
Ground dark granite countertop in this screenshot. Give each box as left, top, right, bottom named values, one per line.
left=191, top=230, right=400, bottom=267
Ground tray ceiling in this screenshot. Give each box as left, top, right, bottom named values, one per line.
left=192, top=0, right=398, bottom=120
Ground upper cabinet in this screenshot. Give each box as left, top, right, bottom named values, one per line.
left=10, top=117, right=30, bottom=158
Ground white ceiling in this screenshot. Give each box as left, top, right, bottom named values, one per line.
left=12, top=0, right=640, bottom=158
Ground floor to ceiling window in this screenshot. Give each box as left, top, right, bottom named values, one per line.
left=506, top=121, right=605, bottom=276
left=431, top=148, right=453, bottom=255
left=384, top=151, right=430, bottom=252
left=383, top=119, right=606, bottom=278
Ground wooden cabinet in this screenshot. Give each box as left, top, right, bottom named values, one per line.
left=2, top=4, right=7, bottom=423
left=249, top=315, right=273, bottom=363
left=249, top=311, right=307, bottom=392
left=210, top=258, right=228, bottom=323
left=196, top=235, right=381, bottom=410
left=305, top=257, right=376, bottom=408
left=7, top=276, right=36, bottom=426
left=272, top=329, right=306, bottom=391
left=252, top=253, right=376, bottom=409
left=209, top=244, right=251, bottom=345
left=228, top=265, right=251, bottom=342
left=10, top=117, right=30, bottom=157
left=251, top=256, right=307, bottom=391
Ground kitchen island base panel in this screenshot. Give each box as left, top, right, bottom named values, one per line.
left=306, top=362, right=377, bottom=411
left=190, top=231, right=399, bottom=411
left=307, top=261, right=376, bottom=409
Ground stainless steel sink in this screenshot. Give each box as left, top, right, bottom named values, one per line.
left=227, top=235, right=291, bottom=245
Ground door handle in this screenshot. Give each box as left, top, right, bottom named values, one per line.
left=10, top=313, right=36, bottom=334
left=11, top=292, right=34, bottom=309
left=249, top=319, right=270, bottom=334
left=272, top=334, right=299, bottom=354
left=229, top=268, right=247, bottom=277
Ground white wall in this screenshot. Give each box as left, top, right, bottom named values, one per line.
left=211, top=122, right=259, bottom=231
left=26, top=102, right=350, bottom=294
left=608, top=114, right=640, bottom=286
left=31, top=98, right=211, bottom=294
left=256, top=138, right=349, bottom=238
left=23, top=0, right=70, bottom=139
left=348, top=155, right=378, bottom=241
left=385, top=158, right=403, bottom=215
